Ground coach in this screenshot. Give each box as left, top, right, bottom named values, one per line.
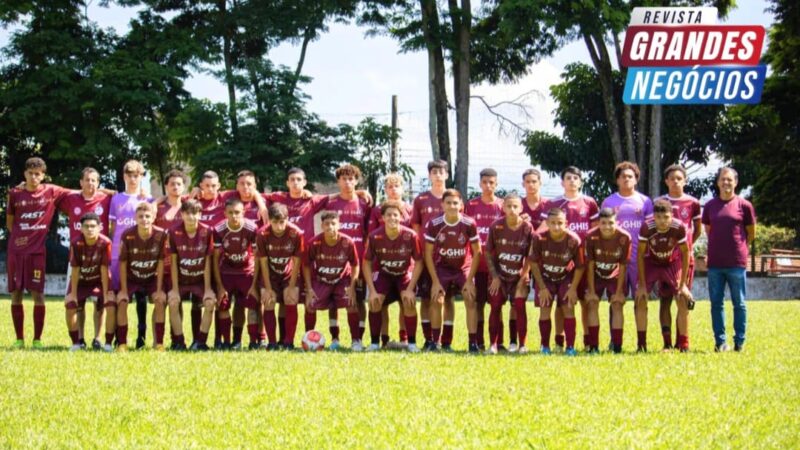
left=701, top=167, right=756, bottom=352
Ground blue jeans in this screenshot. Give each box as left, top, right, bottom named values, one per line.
left=707, top=267, right=747, bottom=347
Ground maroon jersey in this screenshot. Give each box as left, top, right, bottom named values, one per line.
left=639, top=218, right=687, bottom=265
left=485, top=219, right=535, bottom=283
left=656, top=194, right=701, bottom=246
left=155, top=200, right=184, bottom=230
left=169, top=223, right=213, bottom=287
left=119, top=226, right=168, bottom=286
left=540, top=195, right=599, bottom=238
left=265, top=192, right=329, bottom=239
left=255, top=222, right=304, bottom=278
left=367, top=202, right=413, bottom=234
left=69, top=234, right=112, bottom=287
left=305, top=234, right=359, bottom=284
left=424, top=215, right=479, bottom=272
left=465, top=197, right=504, bottom=272
left=7, top=184, right=71, bottom=254
left=584, top=227, right=632, bottom=280
left=411, top=191, right=444, bottom=233
left=325, top=196, right=369, bottom=258
left=530, top=230, right=584, bottom=282
left=364, top=225, right=421, bottom=277
left=59, top=191, right=112, bottom=242
left=222, top=191, right=262, bottom=225
left=522, top=196, right=548, bottom=230
left=213, top=220, right=258, bottom=275
left=198, top=194, right=227, bottom=227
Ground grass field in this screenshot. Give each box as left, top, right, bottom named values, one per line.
left=0, top=298, right=798, bottom=448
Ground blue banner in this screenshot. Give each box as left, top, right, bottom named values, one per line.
left=623, top=65, right=767, bottom=104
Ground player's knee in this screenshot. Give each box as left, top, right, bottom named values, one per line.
left=168, top=297, right=181, bottom=309
left=65, top=301, right=78, bottom=310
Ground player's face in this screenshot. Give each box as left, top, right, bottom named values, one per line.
left=136, top=209, right=154, bottom=229
left=665, top=170, right=686, bottom=193
left=503, top=198, right=522, bottom=219
left=225, top=204, right=244, bottom=227
left=337, top=175, right=357, bottom=194
left=480, top=176, right=497, bottom=195
left=270, top=217, right=288, bottom=234
left=166, top=176, right=185, bottom=197
left=383, top=208, right=401, bottom=230
left=236, top=176, right=257, bottom=198
left=384, top=182, right=403, bottom=200
left=523, top=174, right=540, bottom=195
left=322, top=218, right=339, bottom=238
left=717, top=171, right=737, bottom=196
left=599, top=216, right=617, bottom=237
left=442, top=196, right=462, bottom=216
left=561, top=173, right=582, bottom=194
left=24, top=168, right=45, bottom=189
left=616, top=169, right=638, bottom=191
left=429, top=168, right=447, bottom=185
left=286, top=173, right=307, bottom=195
left=654, top=212, right=672, bottom=231
left=199, top=177, right=220, bottom=198
left=124, top=170, right=143, bottom=190
left=546, top=214, right=567, bottom=236
left=81, top=220, right=100, bottom=240
left=80, top=173, right=99, bottom=195
left=181, top=211, right=200, bottom=229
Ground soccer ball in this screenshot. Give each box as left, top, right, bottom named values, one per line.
left=302, top=330, right=326, bottom=351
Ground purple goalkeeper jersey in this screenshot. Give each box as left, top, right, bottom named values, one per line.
left=109, top=192, right=153, bottom=289
left=601, top=192, right=653, bottom=291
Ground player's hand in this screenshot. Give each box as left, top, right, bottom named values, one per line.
left=679, top=285, right=692, bottom=301
left=105, top=291, right=116, bottom=304
left=520, top=212, right=531, bottom=222
left=431, top=282, right=445, bottom=305
left=247, top=286, right=258, bottom=303
left=117, top=289, right=129, bottom=304
left=137, top=187, right=148, bottom=200
left=635, top=286, right=648, bottom=303
left=566, top=288, right=579, bottom=307
left=306, top=286, right=318, bottom=306
left=65, top=292, right=77, bottom=306
left=539, top=289, right=552, bottom=308
left=401, top=289, right=416, bottom=309
left=216, top=288, right=228, bottom=305
left=488, top=277, right=501, bottom=296
left=301, top=189, right=313, bottom=199
left=346, top=285, right=357, bottom=308
left=462, top=280, right=476, bottom=300
left=167, top=289, right=180, bottom=305
left=585, top=291, right=600, bottom=305
left=368, top=292, right=382, bottom=311
left=610, top=292, right=626, bottom=305
left=203, top=289, right=216, bottom=302
left=284, top=286, right=299, bottom=305
left=189, top=187, right=200, bottom=199
left=153, top=290, right=167, bottom=305
left=356, top=190, right=374, bottom=207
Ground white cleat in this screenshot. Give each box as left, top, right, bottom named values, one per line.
left=407, top=343, right=420, bottom=353
left=351, top=340, right=364, bottom=352
left=508, top=343, right=519, bottom=353
left=103, top=344, right=114, bottom=353
left=366, top=343, right=380, bottom=352
left=487, top=344, right=499, bottom=355
left=69, top=344, right=83, bottom=352
left=518, top=346, right=529, bottom=354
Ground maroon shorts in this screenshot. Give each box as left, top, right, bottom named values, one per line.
left=373, top=272, right=411, bottom=305
left=593, top=277, right=622, bottom=299
left=7, top=252, right=45, bottom=293
left=534, top=278, right=573, bottom=307
left=474, top=272, right=489, bottom=305
left=66, top=284, right=105, bottom=309
left=178, top=285, right=206, bottom=305
left=117, top=282, right=158, bottom=304
left=266, top=274, right=303, bottom=304
left=434, top=267, right=467, bottom=299
left=309, top=278, right=352, bottom=311
left=488, top=279, right=520, bottom=307
left=644, top=258, right=682, bottom=298
left=220, top=273, right=257, bottom=309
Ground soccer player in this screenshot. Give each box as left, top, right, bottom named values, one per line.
left=521, top=168, right=548, bottom=230
left=196, top=170, right=227, bottom=228
left=256, top=203, right=304, bottom=350
left=485, top=193, right=535, bottom=354
left=424, top=189, right=482, bottom=352
left=167, top=200, right=216, bottom=351
left=538, top=166, right=598, bottom=352
left=656, top=164, right=702, bottom=350
left=213, top=197, right=260, bottom=350
left=411, top=160, right=448, bottom=348
left=111, top=202, right=168, bottom=352
left=7, top=157, right=71, bottom=348
left=530, top=208, right=585, bottom=356
left=108, top=160, right=152, bottom=349
left=465, top=168, right=506, bottom=351
left=156, top=169, right=189, bottom=346
left=635, top=200, right=692, bottom=352
left=363, top=201, right=425, bottom=352
left=65, top=213, right=113, bottom=351
left=58, top=167, right=113, bottom=349
left=303, top=211, right=361, bottom=351
left=584, top=208, right=632, bottom=353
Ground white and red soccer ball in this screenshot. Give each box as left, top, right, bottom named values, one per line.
left=302, top=330, right=325, bottom=351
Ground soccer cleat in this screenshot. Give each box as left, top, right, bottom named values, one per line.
left=661, top=346, right=674, bottom=353
left=91, top=339, right=102, bottom=350
left=248, top=342, right=261, bottom=351
left=282, top=344, right=296, bottom=351
left=12, top=339, right=24, bottom=349
left=259, top=341, right=269, bottom=350
left=384, top=340, right=403, bottom=350
left=116, top=344, right=129, bottom=353
left=79, top=338, right=87, bottom=348
left=587, top=347, right=600, bottom=355
left=734, top=343, right=744, bottom=352
left=715, top=343, right=730, bottom=352
left=172, top=342, right=188, bottom=351
left=154, top=344, right=166, bottom=352
left=554, top=344, right=564, bottom=354
left=329, top=339, right=342, bottom=351
left=612, top=344, right=622, bottom=354
left=518, top=346, right=529, bottom=354
left=636, top=346, right=647, bottom=353
left=565, top=347, right=578, bottom=357
left=32, top=340, right=44, bottom=349
left=440, top=344, right=454, bottom=353
left=366, top=343, right=380, bottom=352
left=214, top=341, right=223, bottom=350
left=351, top=340, right=364, bottom=352
left=135, top=336, right=146, bottom=350
left=266, top=343, right=281, bottom=351
left=497, top=345, right=508, bottom=353
left=231, top=341, right=242, bottom=351
left=540, top=346, right=552, bottom=355
left=487, top=344, right=499, bottom=355
left=103, top=343, right=114, bottom=353
left=69, top=344, right=83, bottom=352
left=219, top=343, right=231, bottom=351
left=508, top=343, right=519, bottom=353
left=468, top=343, right=480, bottom=354
left=679, top=347, right=689, bottom=353
left=478, top=344, right=486, bottom=352
left=407, top=343, right=420, bottom=353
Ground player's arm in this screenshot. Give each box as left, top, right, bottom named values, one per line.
left=67, top=258, right=81, bottom=304
left=636, top=241, right=648, bottom=300
left=678, top=241, right=690, bottom=293
left=692, top=217, right=702, bottom=246
left=257, top=256, right=272, bottom=294
left=202, top=255, right=214, bottom=299
left=424, top=241, right=439, bottom=285
left=155, top=259, right=165, bottom=294
left=212, top=249, right=225, bottom=297
left=288, top=256, right=301, bottom=289
left=746, top=224, right=755, bottom=246
left=100, top=263, right=112, bottom=303
left=170, top=253, right=180, bottom=299
left=586, top=260, right=597, bottom=298
left=362, top=259, right=377, bottom=294
left=355, top=189, right=373, bottom=207
left=119, top=261, right=129, bottom=301
left=565, top=250, right=585, bottom=306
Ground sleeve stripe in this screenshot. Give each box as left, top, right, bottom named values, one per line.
left=638, top=236, right=648, bottom=241
left=677, top=237, right=687, bottom=244
left=424, top=234, right=435, bottom=242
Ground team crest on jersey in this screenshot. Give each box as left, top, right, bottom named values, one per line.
left=95, top=205, right=104, bottom=215
left=580, top=209, right=588, bottom=218
left=437, top=234, right=446, bottom=243
left=132, top=248, right=139, bottom=254
left=403, top=232, right=412, bottom=241
left=681, top=209, right=689, bottom=219
left=73, top=207, right=82, bottom=215
left=458, top=234, right=466, bottom=245
left=223, top=240, right=230, bottom=249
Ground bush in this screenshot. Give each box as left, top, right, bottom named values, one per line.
left=754, top=224, right=798, bottom=255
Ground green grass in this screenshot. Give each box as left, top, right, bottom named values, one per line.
left=0, top=297, right=798, bottom=448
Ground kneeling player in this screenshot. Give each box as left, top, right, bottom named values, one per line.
left=635, top=200, right=693, bottom=352
left=485, top=193, right=535, bottom=354
left=303, top=211, right=361, bottom=351
left=363, top=201, right=424, bottom=352
left=111, top=203, right=168, bottom=352
left=584, top=208, right=632, bottom=353
left=530, top=208, right=585, bottom=356
left=168, top=200, right=216, bottom=351
left=65, top=213, right=113, bottom=351
left=424, top=189, right=482, bottom=352
left=256, top=204, right=304, bottom=350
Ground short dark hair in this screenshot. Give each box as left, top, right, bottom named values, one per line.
left=237, top=170, right=257, bottom=183
left=335, top=164, right=361, bottom=180
left=81, top=167, right=99, bottom=180
left=522, top=168, right=541, bottom=181
left=716, top=166, right=738, bottom=183
left=503, top=192, right=521, bottom=203
left=560, top=166, right=582, bottom=180
left=547, top=207, right=566, bottom=218
left=663, top=164, right=687, bottom=179
left=653, top=199, right=672, bottom=215
left=180, top=199, right=202, bottom=215
left=427, top=160, right=448, bottom=173
left=287, top=167, right=305, bottom=179
left=320, top=210, right=340, bottom=222
left=442, top=188, right=462, bottom=202
left=614, top=161, right=640, bottom=180
left=598, top=207, right=616, bottom=219
left=164, top=169, right=186, bottom=185
left=201, top=170, right=219, bottom=182
left=479, top=168, right=498, bottom=178
left=268, top=203, right=288, bottom=221
left=80, top=212, right=101, bottom=225
left=25, top=157, right=46, bottom=172
left=380, top=200, right=403, bottom=216
left=225, top=197, right=243, bottom=209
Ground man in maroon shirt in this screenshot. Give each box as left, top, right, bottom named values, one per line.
left=112, top=203, right=168, bottom=352
left=303, top=211, right=361, bottom=351
left=530, top=208, right=585, bottom=356
left=424, top=189, right=482, bottom=353
left=167, top=200, right=216, bottom=351
left=485, top=193, right=535, bottom=354
left=213, top=197, right=260, bottom=350
left=6, top=157, right=71, bottom=348
left=65, top=213, right=113, bottom=351
left=256, top=203, right=304, bottom=350
left=636, top=200, right=692, bottom=352
left=363, top=201, right=425, bottom=352
left=584, top=208, right=632, bottom=353
left=702, top=167, right=755, bottom=352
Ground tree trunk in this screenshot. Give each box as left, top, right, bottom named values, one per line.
left=584, top=33, right=624, bottom=164
left=420, top=0, right=451, bottom=167
left=288, top=27, right=314, bottom=96
left=614, top=32, right=636, bottom=162
left=648, top=105, right=663, bottom=198
left=636, top=104, right=649, bottom=189
left=449, top=0, right=471, bottom=195
left=427, top=49, right=440, bottom=160
left=219, top=0, right=238, bottom=142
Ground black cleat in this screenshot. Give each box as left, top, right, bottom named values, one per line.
left=468, top=343, right=480, bottom=354
left=734, top=343, right=744, bottom=352
left=135, top=336, right=146, bottom=349
left=171, top=342, right=188, bottom=351
left=440, top=344, right=454, bottom=353
left=248, top=342, right=261, bottom=350
left=612, top=344, right=622, bottom=354
left=91, top=339, right=102, bottom=350
left=636, top=346, right=647, bottom=353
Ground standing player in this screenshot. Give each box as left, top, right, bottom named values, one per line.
left=424, top=189, right=482, bottom=352
left=167, top=200, right=216, bottom=351
left=256, top=203, right=304, bottom=350
left=213, top=197, right=260, bottom=350
left=521, top=168, right=548, bottom=230
left=635, top=200, right=692, bottom=352
left=156, top=169, right=187, bottom=346
left=303, top=211, right=361, bottom=351
left=7, top=157, right=71, bottom=348
left=411, top=160, right=448, bottom=349
left=65, top=213, right=113, bottom=351
left=584, top=208, right=632, bottom=353
left=111, top=202, right=168, bottom=352
left=485, top=193, right=535, bottom=354
left=530, top=208, right=585, bottom=356
left=194, top=170, right=227, bottom=348
left=465, top=168, right=506, bottom=351
left=363, top=201, right=425, bottom=352
left=656, top=164, right=702, bottom=350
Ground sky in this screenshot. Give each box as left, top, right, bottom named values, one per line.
left=0, top=1, right=776, bottom=197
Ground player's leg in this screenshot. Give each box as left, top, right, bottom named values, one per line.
left=428, top=290, right=443, bottom=351
left=246, top=301, right=261, bottom=350
left=152, top=291, right=167, bottom=351
left=282, top=288, right=299, bottom=349
left=190, top=296, right=215, bottom=350
left=554, top=306, right=565, bottom=352
left=232, top=301, right=245, bottom=349
left=634, top=286, right=649, bottom=352
left=487, top=288, right=505, bottom=354
left=380, top=306, right=390, bottom=347
left=76, top=305, right=86, bottom=347
left=262, top=299, right=278, bottom=350
left=115, top=296, right=130, bottom=352
left=585, top=291, right=600, bottom=353
left=397, top=306, right=408, bottom=345
left=512, top=284, right=529, bottom=353
left=367, top=294, right=386, bottom=351
left=610, top=298, right=624, bottom=353
left=31, top=289, right=46, bottom=348
left=659, top=296, right=673, bottom=350
left=675, top=294, right=690, bottom=352
left=10, top=289, right=25, bottom=347
left=277, top=303, right=286, bottom=345
left=401, top=294, right=419, bottom=352
left=538, top=303, right=553, bottom=354
left=190, top=302, right=202, bottom=345
left=65, top=296, right=81, bottom=350
left=418, top=270, right=433, bottom=347
left=216, top=294, right=232, bottom=349
left=91, top=297, right=104, bottom=349
left=356, top=276, right=367, bottom=342
left=508, top=306, right=517, bottom=352
left=135, top=292, right=147, bottom=349
left=561, top=301, right=578, bottom=356
left=168, top=294, right=185, bottom=350
left=474, top=272, right=488, bottom=350
left=328, top=304, right=339, bottom=345
left=442, top=295, right=458, bottom=352
left=104, top=299, right=116, bottom=352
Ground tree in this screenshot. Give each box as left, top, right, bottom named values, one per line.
left=350, top=116, right=414, bottom=201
